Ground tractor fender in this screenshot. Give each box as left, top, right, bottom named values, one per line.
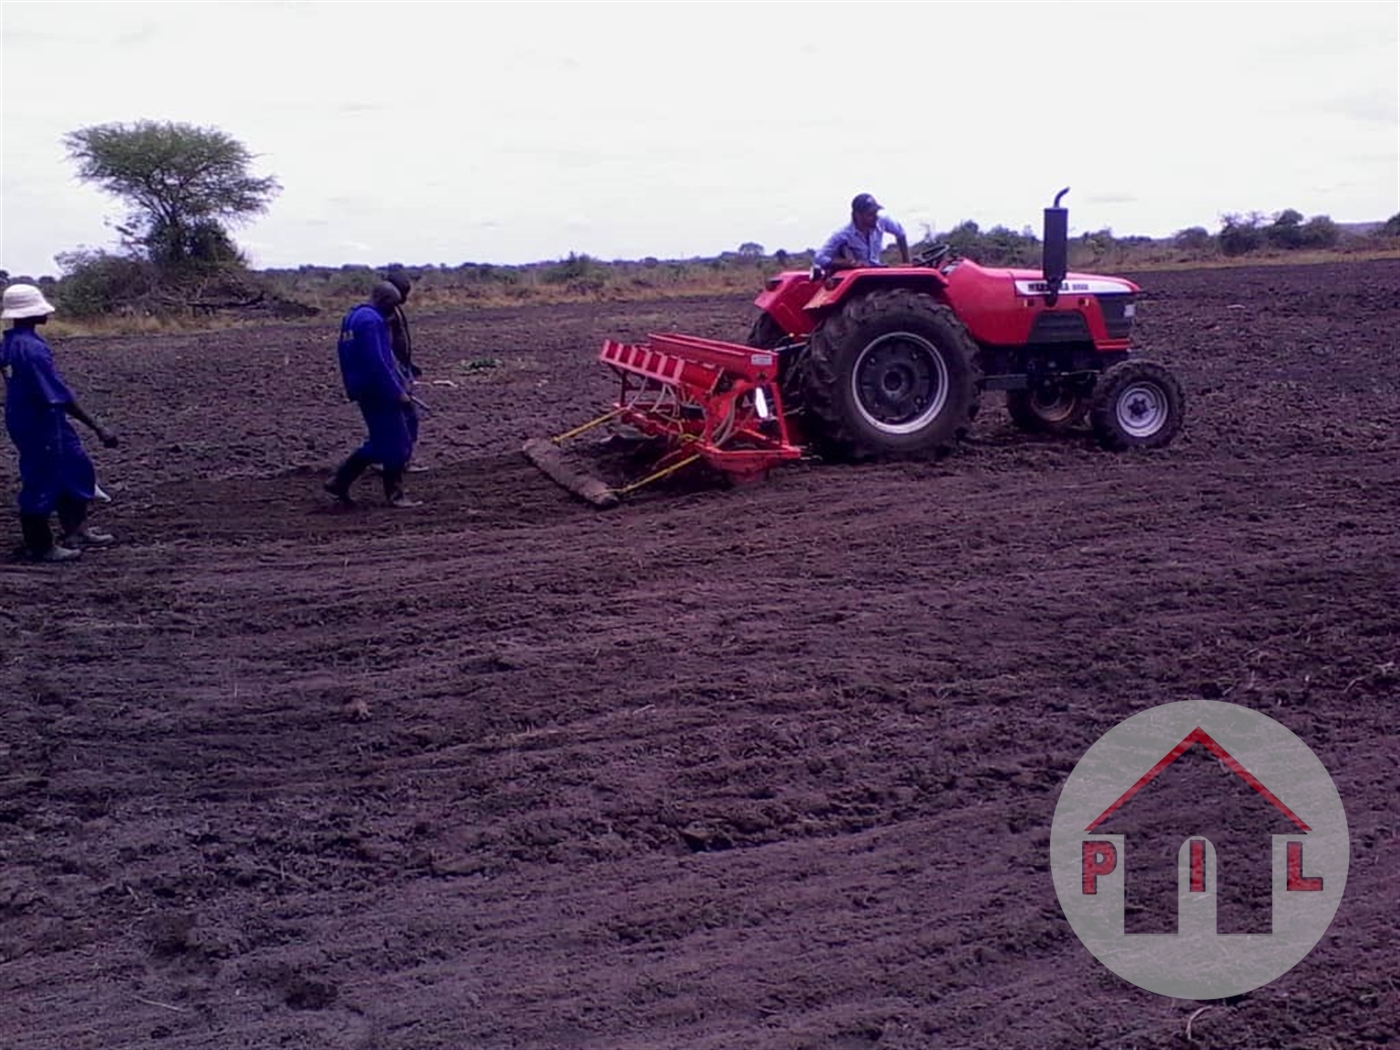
left=754, top=267, right=952, bottom=340
left=803, top=267, right=950, bottom=316
left=753, top=271, right=821, bottom=339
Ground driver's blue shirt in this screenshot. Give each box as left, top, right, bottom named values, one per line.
left=814, top=215, right=907, bottom=269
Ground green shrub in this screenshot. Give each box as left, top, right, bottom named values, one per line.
left=1264, top=209, right=1306, bottom=250
left=52, top=248, right=156, bottom=318
left=1219, top=213, right=1264, bottom=256
left=1299, top=215, right=1340, bottom=249
left=541, top=252, right=594, bottom=284
left=1173, top=227, right=1213, bottom=252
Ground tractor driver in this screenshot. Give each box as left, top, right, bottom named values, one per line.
left=811, top=193, right=911, bottom=279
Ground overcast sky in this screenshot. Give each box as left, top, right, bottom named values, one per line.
left=2, top=1, right=1396, bottom=276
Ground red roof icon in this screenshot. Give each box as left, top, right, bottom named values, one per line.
left=1085, top=726, right=1310, bottom=833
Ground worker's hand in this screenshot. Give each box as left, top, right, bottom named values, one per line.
left=809, top=265, right=826, bottom=281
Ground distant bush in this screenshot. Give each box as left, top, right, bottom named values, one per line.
left=1080, top=228, right=1116, bottom=259
left=1174, top=226, right=1213, bottom=252
left=1264, top=209, right=1306, bottom=250
left=52, top=248, right=156, bottom=318
left=933, top=220, right=1040, bottom=267
left=1299, top=215, right=1340, bottom=249
left=1215, top=209, right=1343, bottom=256
left=938, top=220, right=979, bottom=260
left=1219, top=213, right=1265, bottom=256
left=541, top=252, right=594, bottom=284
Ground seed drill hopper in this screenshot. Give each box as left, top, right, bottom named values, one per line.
left=522, top=331, right=806, bottom=507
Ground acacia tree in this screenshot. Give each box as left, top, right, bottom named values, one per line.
left=63, top=120, right=280, bottom=275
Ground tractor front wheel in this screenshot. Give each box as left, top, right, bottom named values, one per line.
left=804, top=289, right=982, bottom=460
left=1089, top=360, right=1185, bottom=450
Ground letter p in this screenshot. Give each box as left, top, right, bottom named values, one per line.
left=1082, top=840, right=1117, bottom=895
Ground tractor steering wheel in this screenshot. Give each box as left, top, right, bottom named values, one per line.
left=913, top=243, right=952, bottom=269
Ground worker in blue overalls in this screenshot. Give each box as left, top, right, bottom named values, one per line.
left=1, top=283, right=120, bottom=562
left=324, top=281, right=421, bottom=508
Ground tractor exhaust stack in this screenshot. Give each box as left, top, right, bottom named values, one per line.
left=1043, top=186, right=1070, bottom=303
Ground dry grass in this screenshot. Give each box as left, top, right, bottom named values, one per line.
left=40, top=313, right=281, bottom=339
left=25, top=243, right=1400, bottom=338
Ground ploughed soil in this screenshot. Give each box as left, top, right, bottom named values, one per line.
left=2, top=260, right=1397, bottom=1050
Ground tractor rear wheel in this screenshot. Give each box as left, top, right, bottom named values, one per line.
left=1006, top=386, right=1090, bottom=433
left=1089, top=360, right=1185, bottom=450
left=803, top=289, right=982, bottom=460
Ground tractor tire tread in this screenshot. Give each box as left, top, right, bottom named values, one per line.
left=803, top=288, right=982, bottom=461
left=1088, top=359, right=1186, bottom=451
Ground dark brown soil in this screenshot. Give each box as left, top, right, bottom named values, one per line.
left=2, top=260, right=1397, bottom=1050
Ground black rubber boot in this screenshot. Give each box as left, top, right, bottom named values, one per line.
left=381, top=466, right=421, bottom=508
left=57, top=494, right=113, bottom=546
left=326, top=450, right=374, bottom=503
left=20, top=514, right=79, bottom=561
left=20, top=514, right=53, bottom=557
left=57, top=494, right=87, bottom=535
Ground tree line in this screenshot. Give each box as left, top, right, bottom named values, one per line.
left=2, top=120, right=1398, bottom=319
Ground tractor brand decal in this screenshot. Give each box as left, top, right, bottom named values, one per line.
left=1015, top=279, right=1133, bottom=296
left=1050, top=700, right=1349, bottom=999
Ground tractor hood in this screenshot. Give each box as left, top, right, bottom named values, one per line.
left=1002, top=267, right=1140, bottom=297
left=940, top=259, right=1141, bottom=348
left=944, top=259, right=1140, bottom=297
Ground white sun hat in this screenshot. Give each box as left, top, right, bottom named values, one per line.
left=2, top=283, right=57, bottom=319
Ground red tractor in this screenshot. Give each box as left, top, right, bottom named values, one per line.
left=526, top=189, right=1185, bottom=507
left=747, top=187, right=1184, bottom=462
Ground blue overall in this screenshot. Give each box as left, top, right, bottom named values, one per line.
left=1, top=328, right=96, bottom=515
left=337, top=305, right=412, bottom=470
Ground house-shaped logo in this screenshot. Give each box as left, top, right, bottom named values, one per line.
left=1051, top=701, right=1349, bottom=1000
